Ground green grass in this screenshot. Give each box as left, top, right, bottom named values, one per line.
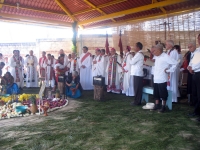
left=0, top=91, right=200, bottom=150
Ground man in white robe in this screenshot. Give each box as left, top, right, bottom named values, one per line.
left=96, top=49, right=107, bottom=77
left=70, top=52, right=79, bottom=74
left=79, top=46, right=93, bottom=90
left=166, top=40, right=180, bottom=103
left=9, top=50, right=24, bottom=89
left=43, top=53, right=56, bottom=89
left=24, top=50, right=38, bottom=87
left=122, top=46, right=134, bottom=96
left=106, top=48, right=122, bottom=94
left=39, top=51, right=46, bottom=79
left=92, top=48, right=101, bottom=77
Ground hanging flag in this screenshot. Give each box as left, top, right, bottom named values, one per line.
left=118, top=30, right=123, bottom=58
left=105, top=32, right=109, bottom=55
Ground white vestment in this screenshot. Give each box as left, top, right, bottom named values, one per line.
left=96, top=55, right=107, bottom=77
left=167, top=49, right=180, bottom=102
left=24, top=56, right=38, bottom=87
left=43, top=59, right=56, bottom=87
left=92, top=55, right=100, bottom=77
left=122, top=52, right=134, bottom=96
left=79, top=52, right=93, bottom=90
left=8, top=56, right=24, bottom=88
left=2, top=62, right=9, bottom=76
left=70, top=58, right=79, bottom=73
left=106, top=54, right=122, bottom=94
left=64, top=54, right=69, bottom=67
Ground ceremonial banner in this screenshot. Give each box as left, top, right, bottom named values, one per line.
left=105, top=33, right=109, bottom=54
left=118, top=30, right=123, bottom=57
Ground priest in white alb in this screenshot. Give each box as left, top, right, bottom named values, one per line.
left=43, top=53, right=56, bottom=90
left=24, top=50, right=38, bottom=87
left=166, top=40, right=180, bottom=103
left=79, top=46, right=93, bottom=90
left=96, top=49, right=107, bottom=77
left=121, top=46, right=134, bottom=96
left=70, top=52, right=79, bottom=74
left=92, top=48, right=101, bottom=77
left=39, top=51, right=46, bottom=79
left=9, top=50, right=24, bottom=89
left=106, top=48, right=122, bottom=94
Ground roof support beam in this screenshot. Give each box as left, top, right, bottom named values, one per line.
left=83, top=0, right=116, bottom=22
left=54, top=0, right=84, bottom=29
left=78, top=0, right=188, bottom=25
left=54, top=0, right=77, bottom=21
left=0, top=0, right=4, bottom=8
left=153, top=0, right=167, bottom=14
left=73, top=0, right=127, bottom=16
left=88, top=5, right=200, bottom=29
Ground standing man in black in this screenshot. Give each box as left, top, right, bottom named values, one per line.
left=188, top=34, right=200, bottom=118
left=187, top=42, right=197, bottom=105
left=130, top=42, right=144, bottom=106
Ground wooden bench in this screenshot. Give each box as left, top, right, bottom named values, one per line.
left=142, top=86, right=172, bottom=110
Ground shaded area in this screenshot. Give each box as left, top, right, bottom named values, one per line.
left=0, top=91, right=200, bottom=150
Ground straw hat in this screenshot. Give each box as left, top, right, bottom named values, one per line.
left=142, top=103, right=155, bottom=109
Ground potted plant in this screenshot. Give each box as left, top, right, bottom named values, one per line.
left=30, top=95, right=37, bottom=114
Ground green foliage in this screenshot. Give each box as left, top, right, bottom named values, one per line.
left=29, top=95, right=36, bottom=105
left=72, top=21, right=77, bottom=53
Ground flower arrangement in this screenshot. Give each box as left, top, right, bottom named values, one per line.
left=0, top=94, right=39, bottom=103
left=18, top=94, right=39, bottom=101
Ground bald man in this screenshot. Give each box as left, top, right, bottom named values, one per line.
left=24, top=50, right=38, bottom=87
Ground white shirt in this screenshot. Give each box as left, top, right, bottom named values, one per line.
left=154, top=53, right=178, bottom=83
left=189, top=47, right=200, bottom=72
left=130, top=50, right=144, bottom=76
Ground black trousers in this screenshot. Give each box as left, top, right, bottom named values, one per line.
left=192, top=72, right=200, bottom=113
left=150, top=75, right=154, bottom=87
left=153, top=82, right=168, bottom=101
left=133, top=76, right=143, bottom=105
left=187, top=72, right=194, bottom=104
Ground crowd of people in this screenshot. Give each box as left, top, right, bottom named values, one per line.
left=0, top=34, right=200, bottom=119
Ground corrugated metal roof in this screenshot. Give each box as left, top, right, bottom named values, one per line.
left=0, top=5, right=73, bottom=22
left=61, top=0, right=91, bottom=13
left=75, top=10, right=101, bottom=21
left=4, top=0, right=64, bottom=13
left=89, top=0, right=113, bottom=6
left=0, top=0, right=200, bottom=28
left=101, top=0, right=152, bottom=14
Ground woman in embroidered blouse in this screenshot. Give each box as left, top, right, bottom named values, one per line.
left=1, top=72, right=20, bottom=94
left=66, top=71, right=82, bottom=98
